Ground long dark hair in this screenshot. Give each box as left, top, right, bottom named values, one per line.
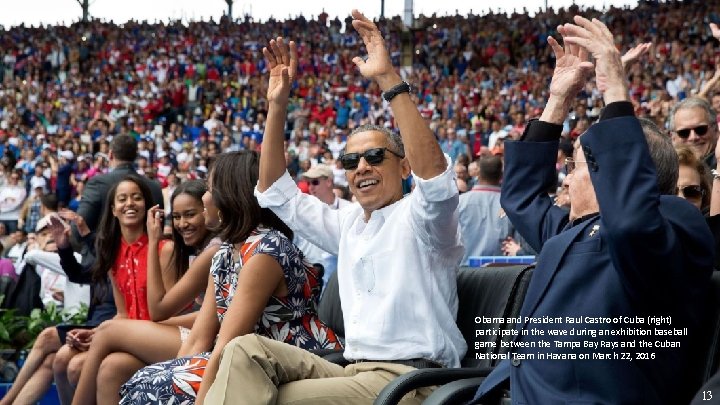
left=169, top=180, right=213, bottom=280
left=209, top=151, right=293, bottom=244
left=93, top=174, right=153, bottom=283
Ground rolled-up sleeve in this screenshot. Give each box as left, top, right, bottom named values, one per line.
left=255, top=171, right=343, bottom=255
left=410, top=154, right=462, bottom=250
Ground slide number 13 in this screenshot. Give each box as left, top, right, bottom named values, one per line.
left=703, top=391, right=713, bottom=401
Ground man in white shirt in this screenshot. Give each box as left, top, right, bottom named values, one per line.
left=205, top=10, right=466, bottom=405
left=293, top=164, right=350, bottom=290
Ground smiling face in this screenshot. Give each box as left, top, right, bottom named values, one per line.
left=172, top=193, right=207, bottom=247
left=672, top=107, right=718, bottom=159
left=111, top=180, right=146, bottom=228
left=344, top=130, right=410, bottom=220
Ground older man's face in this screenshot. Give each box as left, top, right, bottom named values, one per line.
left=344, top=131, right=409, bottom=220
left=672, top=107, right=718, bottom=159
left=562, top=145, right=599, bottom=221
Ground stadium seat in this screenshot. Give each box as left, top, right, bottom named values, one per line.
left=373, top=265, right=534, bottom=405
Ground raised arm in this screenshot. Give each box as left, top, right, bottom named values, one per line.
left=257, top=37, right=297, bottom=192
left=563, top=16, right=713, bottom=290
left=500, top=27, right=592, bottom=250
left=350, top=9, right=445, bottom=179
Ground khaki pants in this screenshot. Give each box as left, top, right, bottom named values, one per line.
left=206, top=334, right=435, bottom=404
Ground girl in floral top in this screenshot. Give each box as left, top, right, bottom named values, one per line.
left=119, top=151, right=342, bottom=405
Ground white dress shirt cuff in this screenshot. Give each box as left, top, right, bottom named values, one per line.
left=412, top=154, right=457, bottom=202
left=254, top=171, right=299, bottom=208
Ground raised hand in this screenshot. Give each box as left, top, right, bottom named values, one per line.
left=547, top=27, right=594, bottom=100
left=562, top=16, right=628, bottom=104
left=350, top=9, right=396, bottom=88
left=262, top=37, right=297, bottom=105
left=58, top=209, right=90, bottom=237
left=621, top=42, right=652, bottom=71
left=146, top=205, right=164, bottom=242
left=47, top=214, right=70, bottom=249
left=711, top=23, right=720, bottom=40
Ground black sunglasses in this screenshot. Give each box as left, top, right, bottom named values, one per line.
left=309, top=178, right=324, bottom=186
left=677, top=185, right=705, bottom=200
left=339, top=147, right=404, bottom=170
left=675, top=125, right=710, bottom=139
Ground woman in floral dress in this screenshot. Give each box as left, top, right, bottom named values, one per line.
left=119, top=151, right=342, bottom=404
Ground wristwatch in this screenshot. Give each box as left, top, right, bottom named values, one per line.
left=382, top=81, right=412, bottom=102
left=712, top=169, right=720, bottom=181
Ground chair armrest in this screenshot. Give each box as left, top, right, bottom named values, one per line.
left=422, top=377, right=486, bottom=405
left=374, top=367, right=493, bottom=405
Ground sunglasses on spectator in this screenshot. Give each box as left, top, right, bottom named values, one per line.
left=339, top=147, right=404, bottom=170
left=675, top=125, right=710, bottom=139
left=309, top=178, right=326, bottom=186
left=564, top=157, right=588, bottom=173
left=676, top=185, right=705, bottom=200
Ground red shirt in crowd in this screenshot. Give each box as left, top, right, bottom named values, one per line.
left=112, top=234, right=166, bottom=320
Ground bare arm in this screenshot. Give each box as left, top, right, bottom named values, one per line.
left=195, top=253, right=284, bottom=405
left=257, top=38, right=298, bottom=192
left=152, top=244, right=219, bottom=321
left=110, top=277, right=128, bottom=319
left=176, top=273, right=220, bottom=357
left=350, top=10, right=445, bottom=179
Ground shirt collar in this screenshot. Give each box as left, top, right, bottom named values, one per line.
left=569, top=212, right=599, bottom=228
left=120, top=233, right=148, bottom=251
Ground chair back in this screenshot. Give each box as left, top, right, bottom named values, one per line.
left=456, top=265, right=534, bottom=368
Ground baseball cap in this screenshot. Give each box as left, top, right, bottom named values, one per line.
left=303, top=164, right=333, bottom=179
left=58, top=150, right=75, bottom=160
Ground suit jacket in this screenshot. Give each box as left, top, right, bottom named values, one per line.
left=473, top=116, right=713, bottom=404
left=77, top=163, right=164, bottom=233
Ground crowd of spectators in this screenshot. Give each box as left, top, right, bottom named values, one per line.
left=1, top=1, right=720, bottom=230
left=2, top=1, right=720, bottom=403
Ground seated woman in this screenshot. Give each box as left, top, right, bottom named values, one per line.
left=71, top=180, right=220, bottom=405
left=50, top=174, right=156, bottom=404
left=119, top=151, right=343, bottom=405
left=0, top=212, right=116, bottom=405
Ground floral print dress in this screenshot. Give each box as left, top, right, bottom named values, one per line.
left=119, top=227, right=342, bottom=404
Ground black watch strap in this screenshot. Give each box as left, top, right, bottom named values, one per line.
left=382, top=81, right=411, bottom=102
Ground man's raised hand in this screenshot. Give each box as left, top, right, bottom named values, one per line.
left=547, top=26, right=594, bottom=100
left=350, top=9, right=397, bottom=89
left=262, top=37, right=297, bottom=105
left=562, top=16, right=628, bottom=105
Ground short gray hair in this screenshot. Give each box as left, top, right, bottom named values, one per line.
left=668, top=97, right=717, bottom=131
left=638, top=118, right=679, bottom=196
left=345, top=124, right=405, bottom=157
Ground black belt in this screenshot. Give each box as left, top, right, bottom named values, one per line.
left=353, top=358, right=444, bottom=369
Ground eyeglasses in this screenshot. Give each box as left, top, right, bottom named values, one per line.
left=675, top=125, right=710, bottom=139
left=339, top=147, right=404, bottom=170
left=677, top=185, right=705, bottom=200
left=564, top=157, right=588, bottom=173
left=309, top=178, right=325, bottom=186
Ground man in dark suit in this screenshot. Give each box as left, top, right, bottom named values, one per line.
left=76, top=134, right=163, bottom=234
left=472, top=16, right=713, bottom=404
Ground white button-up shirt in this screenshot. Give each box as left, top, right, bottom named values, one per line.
left=255, top=156, right=467, bottom=368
